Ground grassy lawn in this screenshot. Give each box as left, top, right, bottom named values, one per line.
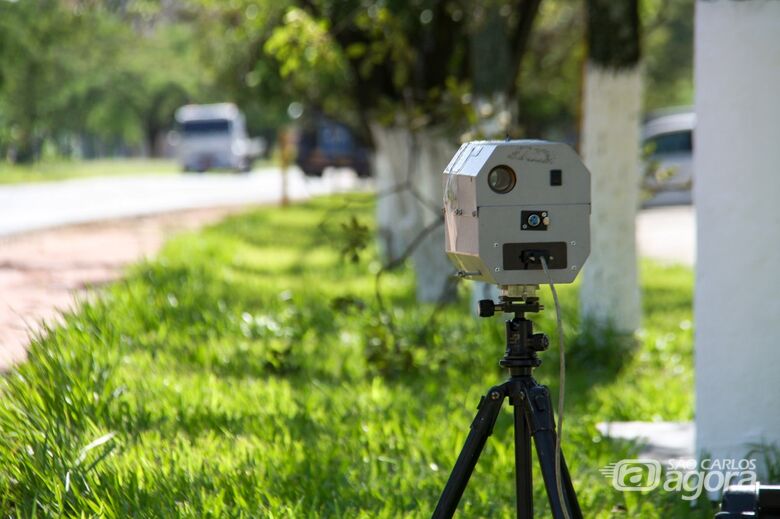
left=0, top=195, right=710, bottom=517
left=0, top=158, right=179, bottom=184
left=0, top=158, right=278, bottom=185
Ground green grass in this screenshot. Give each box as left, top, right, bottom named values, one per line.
left=0, top=195, right=711, bottom=517
left=0, top=157, right=277, bottom=184
left=0, top=158, right=179, bottom=184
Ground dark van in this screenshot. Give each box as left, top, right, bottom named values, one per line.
left=296, top=118, right=372, bottom=178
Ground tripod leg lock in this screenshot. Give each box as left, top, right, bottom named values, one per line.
left=524, top=385, right=555, bottom=434
left=471, top=385, right=506, bottom=435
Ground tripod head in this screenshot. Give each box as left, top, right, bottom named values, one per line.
left=477, top=296, right=542, bottom=318
left=477, top=294, right=550, bottom=373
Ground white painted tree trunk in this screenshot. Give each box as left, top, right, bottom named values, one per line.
left=695, top=0, right=780, bottom=474
left=579, top=64, right=642, bottom=333
left=372, top=125, right=417, bottom=260
left=371, top=124, right=457, bottom=302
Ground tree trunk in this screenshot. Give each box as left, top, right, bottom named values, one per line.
left=579, top=63, right=642, bottom=333
left=695, top=0, right=780, bottom=479
left=371, top=124, right=457, bottom=303
left=145, top=121, right=160, bottom=158
left=371, top=125, right=419, bottom=260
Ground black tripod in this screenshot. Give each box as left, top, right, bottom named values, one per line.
left=432, top=296, right=582, bottom=519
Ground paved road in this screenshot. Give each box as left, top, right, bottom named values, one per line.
left=0, top=167, right=368, bottom=237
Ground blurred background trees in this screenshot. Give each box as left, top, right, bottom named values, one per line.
left=0, top=0, right=205, bottom=161
left=0, top=0, right=693, bottom=162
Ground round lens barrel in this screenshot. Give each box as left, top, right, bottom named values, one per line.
left=487, top=165, right=516, bottom=194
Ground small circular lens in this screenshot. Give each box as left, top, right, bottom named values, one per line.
left=528, top=214, right=541, bottom=227
left=487, top=165, right=516, bottom=194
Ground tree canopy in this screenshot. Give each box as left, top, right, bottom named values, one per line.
left=0, top=0, right=694, bottom=163
left=0, top=0, right=203, bottom=160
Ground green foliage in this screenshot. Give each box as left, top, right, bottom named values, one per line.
left=643, top=0, right=694, bottom=111
left=0, top=158, right=177, bottom=185
left=192, top=0, right=295, bottom=133
left=586, top=0, right=642, bottom=69
left=0, top=194, right=709, bottom=516
left=258, top=0, right=542, bottom=138
left=262, top=7, right=354, bottom=120
left=336, top=215, right=372, bottom=263
left=0, top=0, right=695, bottom=163
left=256, top=0, right=691, bottom=139
left=747, top=442, right=780, bottom=483
left=0, top=1, right=204, bottom=161
left=519, top=0, right=694, bottom=133
left=517, top=1, right=586, bottom=138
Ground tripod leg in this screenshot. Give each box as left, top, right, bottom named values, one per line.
left=560, top=451, right=581, bottom=519
left=524, top=384, right=583, bottom=519
left=432, top=384, right=507, bottom=519
left=512, top=395, right=533, bottom=519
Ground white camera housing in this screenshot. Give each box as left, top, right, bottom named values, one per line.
left=443, top=140, right=591, bottom=286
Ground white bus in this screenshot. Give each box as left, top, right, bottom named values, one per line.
left=174, top=103, right=258, bottom=172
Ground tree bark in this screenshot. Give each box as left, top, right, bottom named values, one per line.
left=579, top=63, right=642, bottom=333
left=371, top=124, right=457, bottom=303
left=694, top=0, right=780, bottom=479
left=145, top=123, right=159, bottom=158
left=371, top=124, right=419, bottom=261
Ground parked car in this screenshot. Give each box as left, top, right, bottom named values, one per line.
left=641, top=109, right=695, bottom=203
left=174, top=103, right=263, bottom=172
left=296, top=117, right=372, bottom=178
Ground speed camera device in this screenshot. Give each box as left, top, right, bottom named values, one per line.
left=443, top=140, right=591, bottom=286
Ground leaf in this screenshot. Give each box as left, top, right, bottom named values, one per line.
left=75, top=431, right=116, bottom=466
left=346, top=42, right=367, bottom=59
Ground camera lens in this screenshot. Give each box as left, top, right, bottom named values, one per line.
left=487, top=165, right=516, bottom=194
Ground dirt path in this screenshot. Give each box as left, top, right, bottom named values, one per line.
left=0, top=206, right=248, bottom=371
